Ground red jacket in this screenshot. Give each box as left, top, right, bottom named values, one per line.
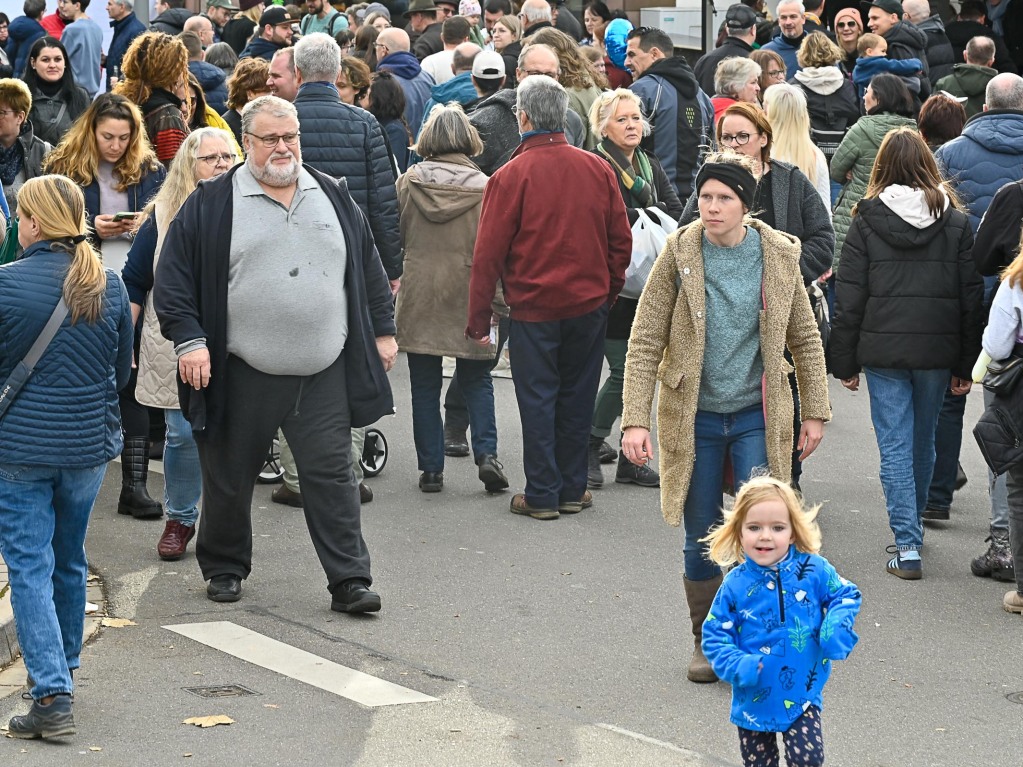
left=40, top=12, right=67, bottom=39
left=466, top=132, right=631, bottom=338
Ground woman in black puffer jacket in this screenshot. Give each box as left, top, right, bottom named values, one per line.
left=830, top=128, right=983, bottom=581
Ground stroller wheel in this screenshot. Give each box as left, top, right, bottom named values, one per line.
left=360, top=428, right=388, bottom=478
left=257, top=437, right=285, bottom=484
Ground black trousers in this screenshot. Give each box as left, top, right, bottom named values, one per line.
left=195, top=353, right=370, bottom=592
left=509, top=305, right=608, bottom=509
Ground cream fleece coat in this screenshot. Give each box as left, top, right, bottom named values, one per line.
left=621, top=219, right=831, bottom=526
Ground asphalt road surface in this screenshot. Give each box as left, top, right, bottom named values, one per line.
left=1, top=358, right=1018, bottom=766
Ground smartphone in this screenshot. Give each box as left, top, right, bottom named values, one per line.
left=113, top=212, right=137, bottom=221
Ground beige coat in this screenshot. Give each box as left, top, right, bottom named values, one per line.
left=135, top=201, right=179, bottom=409
left=621, top=219, right=831, bottom=527
left=395, top=154, right=496, bottom=360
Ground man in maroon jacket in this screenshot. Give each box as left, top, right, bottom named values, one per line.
left=466, top=74, right=632, bottom=520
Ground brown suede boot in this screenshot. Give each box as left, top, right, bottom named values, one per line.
left=683, top=574, right=723, bottom=683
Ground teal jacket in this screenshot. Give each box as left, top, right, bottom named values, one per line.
left=703, top=547, right=861, bottom=732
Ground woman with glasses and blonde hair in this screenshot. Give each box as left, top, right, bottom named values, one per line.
left=678, top=101, right=834, bottom=493
left=833, top=7, right=864, bottom=73
left=396, top=104, right=508, bottom=495
left=585, top=87, right=683, bottom=489
left=0, top=78, right=47, bottom=218
left=45, top=92, right=167, bottom=521
left=121, top=128, right=238, bottom=562
left=0, top=174, right=133, bottom=738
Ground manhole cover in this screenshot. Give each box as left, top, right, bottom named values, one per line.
left=1007, top=692, right=1023, bottom=705
left=183, top=684, right=259, bottom=699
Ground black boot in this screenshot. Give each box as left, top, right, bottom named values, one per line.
left=117, top=437, right=163, bottom=519
left=587, top=436, right=604, bottom=488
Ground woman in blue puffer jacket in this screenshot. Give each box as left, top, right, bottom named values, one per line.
left=0, top=174, right=132, bottom=740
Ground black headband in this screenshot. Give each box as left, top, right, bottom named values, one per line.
left=695, top=162, right=756, bottom=210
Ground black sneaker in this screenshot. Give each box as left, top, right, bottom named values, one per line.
left=598, top=440, right=617, bottom=464
left=922, top=507, right=950, bottom=521
left=8, top=694, right=75, bottom=739
left=419, top=471, right=443, bottom=493
left=614, top=451, right=660, bottom=487
left=477, top=454, right=509, bottom=492
left=331, top=579, right=381, bottom=613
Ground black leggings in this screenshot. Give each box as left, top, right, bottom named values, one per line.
left=737, top=705, right=824, bottom=767
left=118, top=366, right=149, bottom=439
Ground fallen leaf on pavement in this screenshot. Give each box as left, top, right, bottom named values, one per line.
left=263, top=704, right=279, bottom=709
left=182, top=715, right=234, bottom=728
left=89, top=746, right=102, bottom=751
left=101, top=618, right=136, bottom=628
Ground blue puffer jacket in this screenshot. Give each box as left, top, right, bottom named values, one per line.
left=82, top=166, right=167, bottom=252
left=6, top=16, right=46, bottom=78
left=293, top=81, right=402, bottom=279
left=0, top=242, right=133, bottom=467
left=935, top=109, right=1023, bottom=233
left=189, top=60, right=228, bottom=114
left=418, top=72, right=478, bottom=137
left=239, top=37, right=284, bottom=62
left=703, top=546, right=861, bottom=733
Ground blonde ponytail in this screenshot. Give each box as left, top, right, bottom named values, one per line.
left=18, top=175, right=108, bottom=324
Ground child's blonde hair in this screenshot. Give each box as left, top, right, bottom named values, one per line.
left=702, top=476, right=822, bottom=567
left=1000, top=225, right=1023, bottom=289
left=857, top=33, right=885, bottom=56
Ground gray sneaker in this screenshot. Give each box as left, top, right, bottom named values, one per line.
left=8, top=694, right=75, bottom=739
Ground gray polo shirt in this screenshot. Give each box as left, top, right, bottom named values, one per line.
left=227, top=165, right=348, bottom=376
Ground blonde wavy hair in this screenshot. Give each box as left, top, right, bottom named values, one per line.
left=702, top=476, right=822, bottom=567
left=763, top=83, right=822, bottom=186
left=525, top=27, right=596, bottom=90
left=18, top=175, right=107, bottom=324
left=44, top=93, right=160, bottom=190
left=113, top=32, right=189, bottom=109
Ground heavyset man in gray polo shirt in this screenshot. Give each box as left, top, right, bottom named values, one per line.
left=155, top=96, right=398, bottom=614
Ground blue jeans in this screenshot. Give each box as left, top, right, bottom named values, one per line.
left=684, top=405, right=768, bottom=581
left=984, top=387, right=1010, bottom=533
left=0, top=463, right=106, bottom=700
left=164, top=408, right=201, bottom=525
left=407, top=353, right=497, bottom=471
left=926, top=389, right=965, bottom=512
left=864, top=367, right=949, bottom=550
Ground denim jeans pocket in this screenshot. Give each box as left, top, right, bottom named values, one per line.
left=0, top=463, right=34, bottom=482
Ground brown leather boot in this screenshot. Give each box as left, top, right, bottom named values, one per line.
left=683, top=574, right=723, bottom=683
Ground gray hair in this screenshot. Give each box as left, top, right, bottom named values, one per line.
left=413, top=103, right=484, bottom=157
left=112, top=0, right=133, bottom=9
left=985, top=73, right=1023, bottom=110
left=516, top=74, right=568, bottom=132
left=587, top=88, right=650, bottom=141
left=966, top=35, right=996, bottom=65
left=714, top=56, right=762, bottom=98
left=901, top=0, right=929, bottom=23
left=520, top=0, right=552, bottom=24
left=241, top=94, right=299, bottom=135
left=294, top=33, right=341, bottom=83
left=775, top=0, right=805, bottom=13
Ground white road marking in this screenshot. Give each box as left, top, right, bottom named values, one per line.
left=163, top=621, right=438, bottom=707
left=596, top=723, right=706, bottom=757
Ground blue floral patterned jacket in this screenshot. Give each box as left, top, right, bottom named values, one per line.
left=702, top=546, right=861, bottom=732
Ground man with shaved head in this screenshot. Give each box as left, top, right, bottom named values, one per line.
left=376, top=27, right=436, bottom=133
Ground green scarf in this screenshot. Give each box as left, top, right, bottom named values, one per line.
left=597, top=141, right=655, bottom=209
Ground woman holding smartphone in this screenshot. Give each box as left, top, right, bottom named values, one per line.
left=45, top=92, right=168, bottom=521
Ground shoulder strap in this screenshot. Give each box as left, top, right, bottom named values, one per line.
left=24, top=297, right=69, bottom=370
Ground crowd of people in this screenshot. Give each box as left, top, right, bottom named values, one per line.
left=0, top=0, right=1021, bottom=762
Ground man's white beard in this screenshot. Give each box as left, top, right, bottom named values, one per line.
left=248, top=151, right=301, bottom=187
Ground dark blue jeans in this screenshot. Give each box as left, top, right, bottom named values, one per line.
left=509, top=305, right=608, bottom=509
left=926, top=388, right=965, bottom=512
left=407, top=353, right=497, bottom=471
left=684, top=405, right=768, bottom=580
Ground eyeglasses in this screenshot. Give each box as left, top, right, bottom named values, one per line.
left=0, top=109, right=20, bottom=118
left=519, top=69, right=559, bottom=79
left=373, top=42, right=389, bottom=51
left=836, top=21, right=858, bottom=29
left=197, top=152, right=235, bottom=166
left=767, top=69, right=785, bottom=78
left=720, top=131, right=758, bottom=146
left=245, top=131, right=300, bottom=148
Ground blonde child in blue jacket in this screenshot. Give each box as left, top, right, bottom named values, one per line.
left=702, top=477, right=861, bottom=767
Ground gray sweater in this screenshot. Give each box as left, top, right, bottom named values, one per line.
left=984, top=278, right=1023, bottom=360
left=698, top=227, right=764, bottom=413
